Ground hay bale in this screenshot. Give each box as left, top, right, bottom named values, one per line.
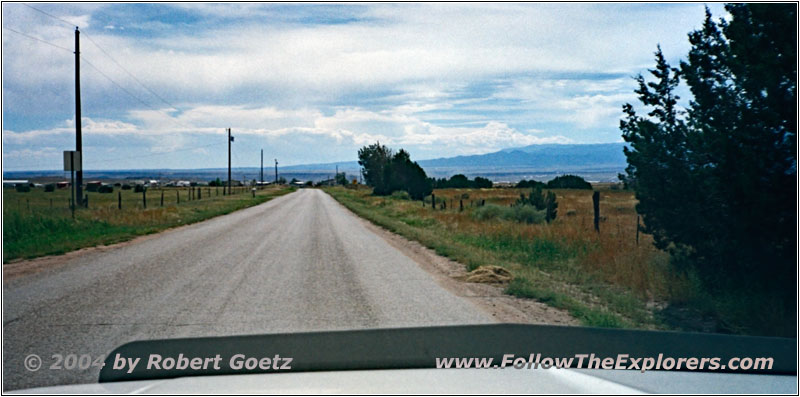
left=465, top=265, right=513, bottom=284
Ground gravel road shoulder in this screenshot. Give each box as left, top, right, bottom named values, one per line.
left=325, top=194, right=578, bottom=327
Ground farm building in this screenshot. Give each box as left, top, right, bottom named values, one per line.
left=2, top=180, right=28, bottom=188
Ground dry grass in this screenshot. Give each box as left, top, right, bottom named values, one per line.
left=3, top=185, right=294, bottom=262
left=326, top=185, right=695, bottom=330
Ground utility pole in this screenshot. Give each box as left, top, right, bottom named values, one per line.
left=227, top=128, right=233, bottom=194
left=274, top=159, right=278, bottom=183
left=74, top=27, right=83, bottom=204
left=260, top=149, right=264, bottom=184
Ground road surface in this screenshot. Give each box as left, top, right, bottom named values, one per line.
left=3, top=189, right=493, bottom=390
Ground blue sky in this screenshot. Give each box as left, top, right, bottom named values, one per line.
left=2, top=2, right=727, bottom=171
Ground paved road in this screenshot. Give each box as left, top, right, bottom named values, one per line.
left=3, top=189, right=493, bottom=390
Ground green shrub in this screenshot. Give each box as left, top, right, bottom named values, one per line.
left=390, top=190, right=411, bottom=200
left=98, top=184, right=114, bottom=193
left=509, top=205, right=547, bottom=224
left=472, top=204, right=546, bottom=224
left=516, top=179, right=546, bottom=189
left=133, top=184, right=145, bottom=193
left=14, top=184, right=30, bottom=192
left=546, top=175, right=592, bottom=189
left=545, top=191, right=558, bottom=223
left=44, top=184, right=55, bottom=192
left=472, top=204, right=505, bottom=221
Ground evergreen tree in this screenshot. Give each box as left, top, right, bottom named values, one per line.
left=621, top=4, right=796, bottom=310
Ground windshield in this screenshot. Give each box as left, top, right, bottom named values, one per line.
left=3, top=2, right=796, bottom=393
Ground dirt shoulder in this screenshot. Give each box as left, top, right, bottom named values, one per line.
left=348, top=206, right=578, bottom=326
left=3, top=229, right=170, bottom=283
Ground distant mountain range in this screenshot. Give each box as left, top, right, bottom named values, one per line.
left=420, top=143, right=626, bottom=169
left=4, top=143, right=629, bottom=183
left=283, top=143, right=628, bottom=182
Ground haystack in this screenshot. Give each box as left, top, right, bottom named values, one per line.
left=465, top=265, right=512, bottom=283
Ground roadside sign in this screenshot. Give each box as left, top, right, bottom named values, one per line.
left=63, top=151, right=82, bottom=171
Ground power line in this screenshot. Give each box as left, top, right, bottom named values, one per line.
left=80, top=55, right=203, bottom=135
left=4, top=24, right=189, bottom=132
left=22, top=3, right=77, bottom=29
left=82, top=32, right=179, bottom=111
left=2, top=26, right=72, bottom=52
left=10, top=7, right=227, bottom=168
left=80, top=56, right=165, bottom=113
left=21, top=3, right=180, bottom=112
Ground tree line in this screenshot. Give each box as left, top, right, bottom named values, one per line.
left=357, top=143, right=432, bottom=200
left=517, top=175, right=592, bottom=190
left=620, top=3, right=795, bottom=332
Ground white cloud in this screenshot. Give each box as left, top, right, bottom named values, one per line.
left=2, top=3, right=730, bottom=169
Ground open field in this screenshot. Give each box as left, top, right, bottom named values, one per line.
left=3, top=185, right=295, bottom=262
left=325, top=186, right=708, bottom=331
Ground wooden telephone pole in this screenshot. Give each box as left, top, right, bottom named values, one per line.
left=274, top=159, right=278, bottom=183
left=227, top=128, right=233, bottom=193
left=74, top=27, right=83, bottom=205
left=260, top=149, right=264, bottom=184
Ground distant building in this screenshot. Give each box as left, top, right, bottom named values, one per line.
left=3, top=180, right=28, bottom=188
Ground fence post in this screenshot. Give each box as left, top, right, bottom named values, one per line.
left=431, top=193, right=436, bottom=210
left=161, top=190, right=164, bottom=207
left=118, top=191, right=122, bottom=210
left=142, top=188, right=147, bottom=209
left=252, top=188, right=255, bottom=198
left=198, top=187, right=202, bottom=200
left=592, top=191, right=600, bottom=232
left=636, top=215, right=640, bottom=245
left=177, top=190, right=180, bottom=204
left=460, top=199, right=463, bottom=212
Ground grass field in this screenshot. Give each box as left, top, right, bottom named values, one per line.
left=3, top=185, right=295, bottom=262
left=325, top=185, right=706, bottom=331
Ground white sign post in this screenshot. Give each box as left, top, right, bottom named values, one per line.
left=63, top=151, right=81, bottom=217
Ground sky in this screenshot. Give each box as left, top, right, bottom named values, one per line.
left=2, top=2, right=727, bottom=171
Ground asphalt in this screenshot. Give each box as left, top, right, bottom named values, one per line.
left=3, top=188, right=493, bottom=390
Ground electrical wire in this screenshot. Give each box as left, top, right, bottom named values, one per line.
left=80, top=56, right=167, bottom=114
left=2, top=26, right=72, bottom=52
left=82, top=32, right=179, bottom=111
left=18, top=4, right=180, bottom=113
left=10, top=6, right=236, bottom=169
left=22, top=3, right=77, bottom=29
